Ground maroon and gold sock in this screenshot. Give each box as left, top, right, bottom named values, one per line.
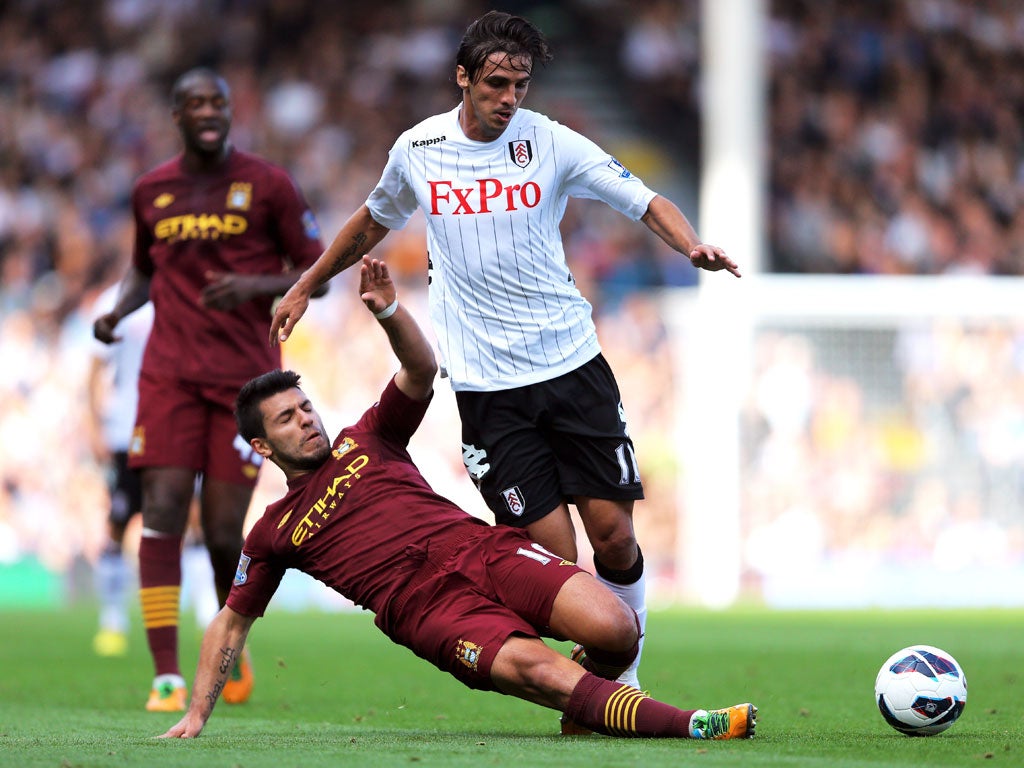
left=564, top=672, right=698, bottom=737
left=138, top=533, right=182, bottom=677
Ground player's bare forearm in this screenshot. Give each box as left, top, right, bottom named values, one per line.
left=312, top=205, right=390, bottom=287
left=93, top=267, right=151, bottom=344
left=272, top=206, right=390, bottom=343
left=641, top=195, right=741, bottom=278
left=158, top=607, right=254, bottom=738
left=359, top=256, right=437, bottom=401
left=383, top=309, right=437, bottom=401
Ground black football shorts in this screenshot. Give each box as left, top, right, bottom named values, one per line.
left=107, top=450, right=143, bottom=527
left=455, top=353, right=645, bottom=527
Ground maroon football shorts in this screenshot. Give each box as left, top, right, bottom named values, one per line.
left=380, top=526, right=586, bottom=691
left=129, top=369, right=262, bottom=486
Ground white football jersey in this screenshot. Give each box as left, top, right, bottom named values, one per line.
left=366, top=105, right=657, bottom=392
left=93, top=283, right=153, bottom=450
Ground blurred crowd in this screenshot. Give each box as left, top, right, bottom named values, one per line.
left=3, top=0, right=1024, bottom=606
left=768, top=0, right=1024, bottom=274
left=741, top=321, right=1024, bottom=605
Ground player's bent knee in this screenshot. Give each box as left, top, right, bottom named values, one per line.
left=590, top=529, right=638, bottom=565
left=585, top=600, right=638, bottom=652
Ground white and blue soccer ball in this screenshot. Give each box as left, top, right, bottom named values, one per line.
left=875, top=645, right=967, bottom=736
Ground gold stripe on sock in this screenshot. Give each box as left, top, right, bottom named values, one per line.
left=140, top=586, right=181, bottom=629
left=604, top=684, right=647, bottom=736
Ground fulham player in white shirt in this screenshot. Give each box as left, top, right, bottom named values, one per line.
left=271, top=10, right=740, bottom=699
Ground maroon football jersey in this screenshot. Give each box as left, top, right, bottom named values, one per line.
left=132, top=149, right=323, bottom=385
left=226, top=379, right=490, bottom=619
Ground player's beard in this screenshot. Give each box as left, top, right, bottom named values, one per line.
left=277, top=436, right=332, bottom=472
left=291, top=448, right=331, bottom=471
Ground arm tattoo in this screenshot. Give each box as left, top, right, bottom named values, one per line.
left=218, top=645, right=238, bottom=675
left=205, top=681, right=225, bottom=709
left=204, top=645, right=238, bottom=709
left=328, top=232, right=368, bottom=277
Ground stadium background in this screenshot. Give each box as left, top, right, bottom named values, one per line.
left=1, top=0, right=1023, bottom=612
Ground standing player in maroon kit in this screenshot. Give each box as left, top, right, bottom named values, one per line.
left=93, top=67, right=325, bottom=712
left=158, top=256, right=755, bottom=741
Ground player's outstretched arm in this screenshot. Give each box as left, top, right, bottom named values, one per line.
left=640, top=195, right=741, bottom=278
left=158, top=606, right=256, bottom=739
left=271, top=205, right=391, bottom=344
left=359, top=255, right=437, bottom=402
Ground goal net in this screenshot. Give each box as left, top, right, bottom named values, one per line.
left=665, top=275, right=1024, bottom=608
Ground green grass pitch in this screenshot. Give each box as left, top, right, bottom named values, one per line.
left=1, top=605, right=1020, bottom=767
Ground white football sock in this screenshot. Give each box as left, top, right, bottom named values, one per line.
left=96, top=549, right=129, bottom=633
left=596, top=569, right=647, bottom=689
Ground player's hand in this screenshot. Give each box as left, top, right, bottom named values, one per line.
left=200, top=271, right=260, bottom=311
left=359, top=256, right=397, bottom=315
left=270, top=280, right=312, bottom=345
left=689, top=244, right=741, bottom=278
left=92, top=312, right=122, bottom=344
left=157, top=712, right=205, bottom=739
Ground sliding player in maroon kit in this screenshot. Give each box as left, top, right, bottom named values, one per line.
left=158, top=256, right=755, bottom=741
left=93, top=67, right=325, bottom=712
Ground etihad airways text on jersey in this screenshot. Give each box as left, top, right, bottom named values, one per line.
left=428, top=179, right=541, bottom=215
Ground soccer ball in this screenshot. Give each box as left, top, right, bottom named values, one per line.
left=875, top=645, right=967, bottom=736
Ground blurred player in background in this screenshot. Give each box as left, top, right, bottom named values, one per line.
left=159, top=256, right=756, bottom=741
left=93, top=67, right=325, bottom=711
left=86, top=282, right=218, bottom=656
left=271, top=10, right=740, bottom=699
left=87, top=280, right=152, bottom=657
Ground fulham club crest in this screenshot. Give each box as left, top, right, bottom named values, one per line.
left=509, top=139, right=533, bottom=168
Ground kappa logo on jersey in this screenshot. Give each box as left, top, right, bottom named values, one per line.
left=428, top=178, right=541, bottom=215
left=412, top=135, right=446, bottom=148
left=226, top=182, right=252, bottom=211
left=233, top=553, right=251, bottom=586
left=508, top=139, right=533, bottom=168
left=462, top=443, right=491, bottom=488
left=502, top=485, right=525, bottom=517
left=154, top=193, right=175, bottom=209
left=607, top=157, right=633, bottom=178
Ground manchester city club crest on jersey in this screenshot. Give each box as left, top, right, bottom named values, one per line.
left=226, top=182, right=253, bottom=211
left=456, top=638, right=483, bottom=671
left=509, top=139, right=533, bottom=168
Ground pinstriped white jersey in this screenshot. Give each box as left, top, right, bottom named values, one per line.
left=366, top=105, right=657, bottom=392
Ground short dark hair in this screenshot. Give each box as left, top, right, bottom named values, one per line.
left=235, top=369, right=302, bottom=442
left=455, top=10, right=552, bottom=83
left=171, top=67, right=229, bottom=108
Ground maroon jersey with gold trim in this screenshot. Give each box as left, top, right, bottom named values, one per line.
left=226, top=379, right=490, bottom=620
left=132, top=149, right=323, bottom=385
